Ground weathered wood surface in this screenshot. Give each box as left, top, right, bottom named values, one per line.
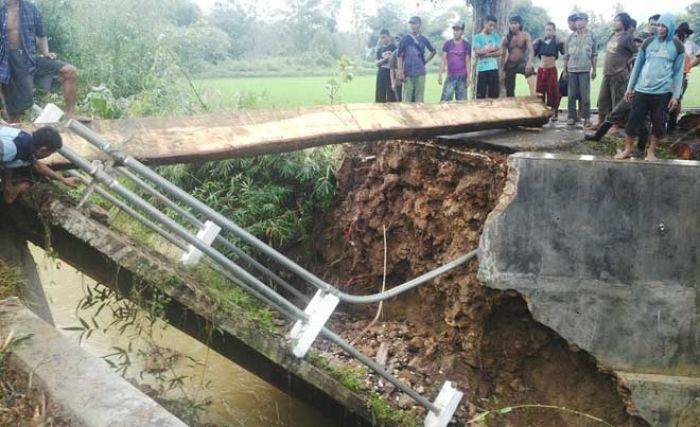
left=42, top=97, right=550, bottom=168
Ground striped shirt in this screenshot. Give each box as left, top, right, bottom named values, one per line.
left=0, top=1, right=46, bottom=84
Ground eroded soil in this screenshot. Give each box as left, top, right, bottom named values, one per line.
left=312, top=141, right=647, bottom=426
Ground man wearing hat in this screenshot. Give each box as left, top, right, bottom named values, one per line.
left=438, top=22, right=471, bottom=101
left=563, top=13, right=598, bottom=127
left=501, top=15, right=536, bottom=97
left=668, top=22, right=700, bottom=132
left=397, top=16, right=436, bottom=103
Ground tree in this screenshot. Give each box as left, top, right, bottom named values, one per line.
left=468, top=0, right=512, bottom=36
left=510, top=0, right=550, bottom=40
left=208, top=0, right=256, bottom=58
left=366, top=1, right=405, bottom=38
left=283, top=0, right=337, bottom=53
left=681, top=2, right=700, bottom=44
left=164, top=0, right=201, bottom=27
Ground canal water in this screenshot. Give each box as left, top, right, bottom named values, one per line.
left=30, top=243, right=331, bottom=426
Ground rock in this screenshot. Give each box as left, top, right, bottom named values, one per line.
left=375, top=342, right=390, bottom=368
left=395, top=393, right=414, bottom=410
left=407, top=337, right=424, bottom=353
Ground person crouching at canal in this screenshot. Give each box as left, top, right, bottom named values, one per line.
left=616, top=14, right=684, bottom=161
left=533, top=22, right=564, bottom=121
left=1, top=126, right=79, bottom=203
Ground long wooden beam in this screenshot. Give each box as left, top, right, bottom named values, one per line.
left=40, top=97, right=550, bottom=168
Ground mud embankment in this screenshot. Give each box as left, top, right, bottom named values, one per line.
left=312, top=141, right=647, bottom=426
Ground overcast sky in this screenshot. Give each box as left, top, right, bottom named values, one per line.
left=194, top=0, right=695, bottom=31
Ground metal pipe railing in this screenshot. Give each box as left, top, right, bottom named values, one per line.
left=66, top=119, right=477, bottom=305
left=114, top=166, right=310, bottom=304
left=58, top=145, right=439, bottom=413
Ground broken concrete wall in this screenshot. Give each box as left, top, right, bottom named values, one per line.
left=478, top=153, right=700, bottom=426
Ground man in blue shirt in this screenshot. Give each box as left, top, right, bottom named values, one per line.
left=1, top=125, right=78, bottom=203
left=397, top=16, right=436, bottom=103
left=0, top=0, right=81, bottom=123
left=473, top=15, right=503, bottom=99
left=616, top=13, right=684, bottom=161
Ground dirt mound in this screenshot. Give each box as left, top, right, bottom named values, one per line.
left=317, top=141, right=646, bottom=426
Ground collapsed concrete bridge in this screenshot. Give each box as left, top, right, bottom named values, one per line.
left=0, top=99, right=698, bottom=426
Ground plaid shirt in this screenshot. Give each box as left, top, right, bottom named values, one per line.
left=0, top=1, right=46, bottom=84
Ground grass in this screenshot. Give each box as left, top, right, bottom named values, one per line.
left=196, top=69, right=700, bottom=111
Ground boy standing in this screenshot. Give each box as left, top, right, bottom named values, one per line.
left=473, top=15, right=502, bottom=99
left=533, top=22, right=565, bottom=120
left=563, top=13, right=598, bottom=127
left=595, top=13, right=637, bottom=130
left=397, top=16, right=436, bottom=103
left=438, top=22, right=471, bottom=101
left=617, top=14, right=684, bottom=161
left=502, top=15, right=536, bottom=97
left=375, top=29, right=397, bottom=103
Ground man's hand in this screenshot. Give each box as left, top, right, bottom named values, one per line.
left=499, top=71, right=505, bottom=83
left=668, top=97, right=680, bottom=111
left=591, top=69, right=597, bottom=81
left=624, top=90, right=634, bottom=103
left=438, top=75, right=443, bottom=85
left=562, top=69, right=568, bottom=79
left=525, top=63, right=534, bottom=74
left=44, top=52, right=57, bottom=60
left=60, top=176, right=81, bottom=187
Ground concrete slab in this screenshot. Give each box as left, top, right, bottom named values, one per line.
left=478, top=152, right=700, bottom=426
left=438, top=121, right=584, bottom=153
left=0, top=299, right=186, bottom=427
left=619, top=372, right=700, bottom=427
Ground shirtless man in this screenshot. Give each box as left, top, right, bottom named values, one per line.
left=0, top=0, right=81, bottom=122
left=501, top=15, right=536, bottom=97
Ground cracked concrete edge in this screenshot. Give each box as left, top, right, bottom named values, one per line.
left=475, top=154, right=650, bottom=425
left=8, top=189, right=373, bottom=425
left=0, top=298, right=187, bottom=427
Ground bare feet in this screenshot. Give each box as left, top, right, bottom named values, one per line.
left=614, top=150, right=632, bottom=160
left=645, top=152, right=658, bottom=162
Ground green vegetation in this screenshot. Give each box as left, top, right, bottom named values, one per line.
left=0, top=260, right=25, bottom=300
left=159, top=146, right=340, bottom=249
left=196, top=70, right=700, bottom=110
left=307, top=352, right=421, bottom=426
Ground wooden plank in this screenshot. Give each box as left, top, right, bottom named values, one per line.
left=37, top=97, right=550, bottom=168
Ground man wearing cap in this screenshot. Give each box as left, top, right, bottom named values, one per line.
left=563, top=13, right=598, bottom=127
left=617, top=13, right=684, bottom=161
left=438, top=22, right=471, bottom=101
left=668, top=22, right=700, bottom=132
left=639, top=14, right=660, bottom=41
left=397, top=16, right=436, bottom=103
left=501, top=15, right=536, bottom=97
left=594, top=13, right=637, bottom=131
left=473, top=15, right=503, bottom=99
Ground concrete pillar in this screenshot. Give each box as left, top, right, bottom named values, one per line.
left=0, top=223, right=54, bottom=326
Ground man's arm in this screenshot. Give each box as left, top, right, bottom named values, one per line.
left=670, top=50, right=686, bottom=105
left=590, top=35, right=598, bottom=80
left=438, top=50, right=447, bottom=84
left=625, top=45, right=646, bottom=100
left=32, top=161, right=79, bottom=186
left=465, top=54, right=471, bottom=86
left=525, top=33, right=535, bottom=72
left=424, top=39, right=436, bottom=63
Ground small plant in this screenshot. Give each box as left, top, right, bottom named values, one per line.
left=325, top=55, right=356, bottom=104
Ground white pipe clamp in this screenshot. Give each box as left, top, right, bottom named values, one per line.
left=288, top=290, right=339, bottom=358
left=34, top=103, right=65, bottom=124
left=181, top=220, right=221, bottom=267
left=424, top=381, right=464, bottom=427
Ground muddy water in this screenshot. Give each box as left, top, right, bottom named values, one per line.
left=29, top=244, right=331, bottom=426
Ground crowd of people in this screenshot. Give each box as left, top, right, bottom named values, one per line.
left=376, top=11, right=700, bottom=160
